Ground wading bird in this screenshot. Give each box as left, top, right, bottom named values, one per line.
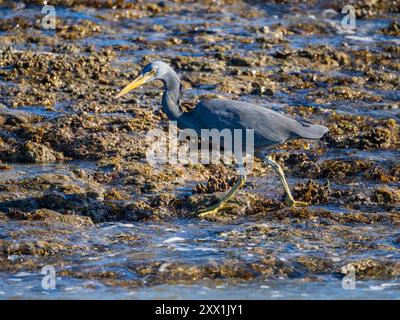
left=116, top=61, right=328, bottom=217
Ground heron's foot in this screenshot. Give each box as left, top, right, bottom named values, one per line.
left=198, top=202, right=232, bottom=218
left=285, top=197, right=309, bottom=207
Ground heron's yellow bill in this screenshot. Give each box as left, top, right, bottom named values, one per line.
left=116, top=72, right=153, bottom=98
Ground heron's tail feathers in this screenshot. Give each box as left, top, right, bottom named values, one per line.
left=293, top=119, right=329, bottom=139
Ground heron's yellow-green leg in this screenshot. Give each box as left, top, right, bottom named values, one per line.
left=264, top=156, right=308, bottom=207
left=198, top=175, right=246, bottom=218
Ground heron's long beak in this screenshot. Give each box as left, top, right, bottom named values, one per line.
left=116, top=72, right=153, bottom=98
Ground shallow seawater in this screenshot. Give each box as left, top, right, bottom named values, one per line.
left=1, top=217, right=399, bottom=299
left=0, top=0, right=399, bottom=299
left=0, top=161, right=96, bottom=181
left=1, top=215, right=399, bottom=300
left=1, top=274, right=399, bottom=300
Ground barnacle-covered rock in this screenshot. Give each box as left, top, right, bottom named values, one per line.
left=7, top=208, right=93, bottom=227
left=293, top=180, right=332, bottom=204
left=20, top=142, right=65, bottom=163
left=373, top=187, right=400, bottom=205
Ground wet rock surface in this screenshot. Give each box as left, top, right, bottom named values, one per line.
left=0, top=0, right=399, bottom=297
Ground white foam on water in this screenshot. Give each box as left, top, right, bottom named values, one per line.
left=345, top=35, right=374, bottom=42
left=369, top=285, right=385, bottom=291
left=158, top=262, right=171, bottom=272
left=14, top=272, right=33, bottom=277
left=163, top=237, right=185, bottom=243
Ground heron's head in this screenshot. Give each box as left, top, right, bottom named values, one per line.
left=116, top=61, right=171, bottom=98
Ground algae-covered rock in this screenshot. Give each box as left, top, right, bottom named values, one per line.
left=373, top=187, right=400, bottom=205
left=21, top=142, right=64, bottom=163
left=0, top=0, right=399, bottom=294
left=7, top=208, right=93, bottom=227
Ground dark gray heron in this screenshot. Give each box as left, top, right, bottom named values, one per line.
left=116, top=61, right=328, bottom=217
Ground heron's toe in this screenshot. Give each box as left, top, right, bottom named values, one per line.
left=198, top=207, right=220, bottom=218
left=285, top=198, right=309, bottom=207
left=198, top=202, right=228, bottom=218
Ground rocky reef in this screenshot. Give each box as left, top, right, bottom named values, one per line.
left=0, top=0, right=399, bottom=296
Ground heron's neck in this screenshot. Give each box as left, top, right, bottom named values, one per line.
left=161, top=70, right=183, bottom=121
